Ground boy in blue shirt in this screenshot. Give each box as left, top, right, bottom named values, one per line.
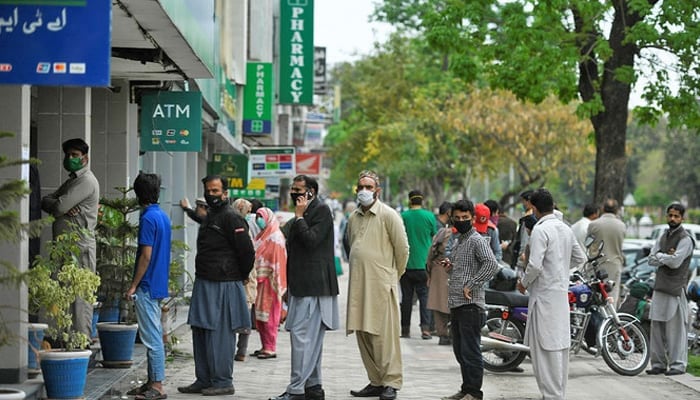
left=126, top=173, right=171, bottom=400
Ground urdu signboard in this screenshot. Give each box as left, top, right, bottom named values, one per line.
left=279, top=0, right=314, bottom=105
left=0, top=0, right=111, bottom=86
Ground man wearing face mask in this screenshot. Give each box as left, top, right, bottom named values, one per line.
left=269, top=175, right=339, bottom=400
left=41, top=138, right=99, bottom=339
left=439, top=200, right=499, bottom=400
left=179, top=175, right=255, bottom=396
left=346, top=170, right=409, bottom=400
left=646, top=202, right=694, bottom=376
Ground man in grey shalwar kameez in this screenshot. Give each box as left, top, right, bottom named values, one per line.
left=178, top=176, right=255, bottom=396
left=269, top=174, right=340, bottom=400
left=646, top=202, right=693, bottom=376
left=517, top=189, right=585, bottom=400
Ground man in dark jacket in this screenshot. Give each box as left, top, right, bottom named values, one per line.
left=178, top=175, right=255, bottom=396
left=270, top=175, right=340, bottom=400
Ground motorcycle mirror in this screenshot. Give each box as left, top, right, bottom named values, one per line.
left=584, top=235, right=595, bottom=248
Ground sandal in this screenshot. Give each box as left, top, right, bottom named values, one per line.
left=126, top=383, right=150, bottom=396
left=257, top=351, right=277, bottom=359
left=249, top=349, right=262, bottom=357
left=135, top=387, right=167, bottom=400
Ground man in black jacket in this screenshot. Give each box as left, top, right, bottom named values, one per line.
left=178, top=175, right=255, bottom=396
left=270, top=175, right=340, bottom=400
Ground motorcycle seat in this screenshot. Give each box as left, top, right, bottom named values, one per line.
left=485, top=288, right=529, bottom=307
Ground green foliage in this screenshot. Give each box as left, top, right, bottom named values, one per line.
left=27, top=230, right=101, bottom=350
left=0, top=132, right=53, bottom=346
left=96, top=187, right=139, bottom=323
left=689, top=353, right=700, bottom=377
left=372, top=0, right=700, bottom=204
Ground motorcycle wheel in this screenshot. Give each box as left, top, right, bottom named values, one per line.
left=481, top=316, right=527, bottom=372
left=598, top=314, right=650, bottom=376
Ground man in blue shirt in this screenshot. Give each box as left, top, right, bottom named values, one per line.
left=126, top=173, right=171, bottom=400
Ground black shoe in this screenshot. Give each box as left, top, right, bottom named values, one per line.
left=510, top=366, right=524, bottom=373
left=380, top=387, right=397, bottom=400
left=202, top=386, right=235, bottom=396
left=438, top=336, right=452, bottom=345
left=350, top=384, right=384, bottom=397
left=306, top=384, right=325, bottom=400
left=269, top=392, right=305, bottom=400
left=177, top=383, right=207, bottom=394
left=665, top=369, right=685, bottom=376
left=646, top=367, right=667, bottom=375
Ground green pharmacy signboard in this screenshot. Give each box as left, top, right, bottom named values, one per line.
left=140, top=91, right=202, bottom=152
left=243, top=62, right=273, bottom=135
left=279, top=0, right=314, bottom=105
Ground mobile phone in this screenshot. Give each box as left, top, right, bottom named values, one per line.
left=306, top=192, right=313, bottom=199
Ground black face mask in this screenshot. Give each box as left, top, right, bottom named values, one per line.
left=205, top=194, right=225, bottom=209
left=454, top=220, right=472, bottom=234
left=290, top=192, right=311, bottom=204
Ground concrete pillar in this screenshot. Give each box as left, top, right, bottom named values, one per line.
left=0, top=85, right=31, bottom=383
left=92, top=80, right=131, bottom=198
left=36, top=86, right=92, bottom=246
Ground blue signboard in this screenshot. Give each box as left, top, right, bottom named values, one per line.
left=0, top=0, right=111, bottom=86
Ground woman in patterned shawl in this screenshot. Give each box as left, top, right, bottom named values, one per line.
left=252, top=207, right=288, bottom=358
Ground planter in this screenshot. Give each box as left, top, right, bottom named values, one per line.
left=0, top=388, right=25, bottom=400
left=40, top=349, right=91, bottom=399
left=97, top=301, right=120, bottom=323
left=27, top=323, right=48, bottom=375
left=96, top=322, right=138, bottom=368
left=91, top=302, right=100, bottom=339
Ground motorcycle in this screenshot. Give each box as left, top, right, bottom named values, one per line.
left=481, top=240, right=650, bottom=376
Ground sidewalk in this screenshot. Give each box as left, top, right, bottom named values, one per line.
left=98, top=270, right=700, bottom=400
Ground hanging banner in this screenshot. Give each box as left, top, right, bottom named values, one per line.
left=243, top=62, right=273, bottom=135
left=249, top=147, right=296, bottom=178
left=314, top=46, right=326, bottom=94
left=279, top=0, right=314, bottom=105
left=0, top=0, right=111, bottom=86
left=140, top=91, right=202, bottom=152
left=207, top=153, right=248, bottom=189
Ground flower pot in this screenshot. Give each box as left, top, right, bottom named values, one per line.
left=27, top=323, right=48, bottom=374
left=97, top=300, right=121, bottom=323
left=96, top=322, right=138, bottom=368
left=40, top=349, right=91, bottom=399
left=91, top=302, right=100, bottom=338
left=0, top=388, right=26, bottom=400
left=0, top=388, right=25, bottom=400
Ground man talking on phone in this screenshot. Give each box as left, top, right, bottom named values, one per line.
left=270, top=175, right=339, bottom=400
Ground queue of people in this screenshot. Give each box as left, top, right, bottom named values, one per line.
left=106, top=164, right=692, bottom=400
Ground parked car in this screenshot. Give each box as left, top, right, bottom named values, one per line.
left=647, top=223, right=700, bottom=248
left=622, top=249, right=700, bottom=298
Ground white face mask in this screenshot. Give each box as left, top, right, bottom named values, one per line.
left=357, top=189, right=375, bottom=206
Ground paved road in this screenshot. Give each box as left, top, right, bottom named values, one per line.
left=111, top=269, right=700, bottom=400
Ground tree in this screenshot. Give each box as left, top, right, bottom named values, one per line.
left=374, top=0, right=700, bottom=205
left=326, top=35, right=594, bottom=207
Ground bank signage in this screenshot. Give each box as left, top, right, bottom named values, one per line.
left=243, top=62, right=273, bottom=135
left=0, top=0, right=110, bottom=86
left=140, top=91, right=202, bottom=152
left=249, top=147, right=296, bottom=178
left=279, top=0, right=314, bottom=105
left=207, top=153, right=248, bottom=189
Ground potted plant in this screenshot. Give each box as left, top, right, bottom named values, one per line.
left=95, top=186, right=140, bottom=367
left=0, top=132, right=52, bottom=398
left=27, top=230, right=100, bottom=399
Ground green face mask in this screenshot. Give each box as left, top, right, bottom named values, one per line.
left=63, top=156, right=84, bottom=172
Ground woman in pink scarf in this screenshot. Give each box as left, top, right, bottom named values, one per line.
left=252, top=207, right=287, bottom=358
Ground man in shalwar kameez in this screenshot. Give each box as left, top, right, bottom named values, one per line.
left=517, top=189, right=585, bottom=400
left=178, top=176, right=256, bottom=396
left=346, top=170, right=410, bottom=400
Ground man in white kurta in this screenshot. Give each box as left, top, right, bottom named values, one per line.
left=346, top=170, right=409, bottom=400
left=517, top=189, right=585, bottom=400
